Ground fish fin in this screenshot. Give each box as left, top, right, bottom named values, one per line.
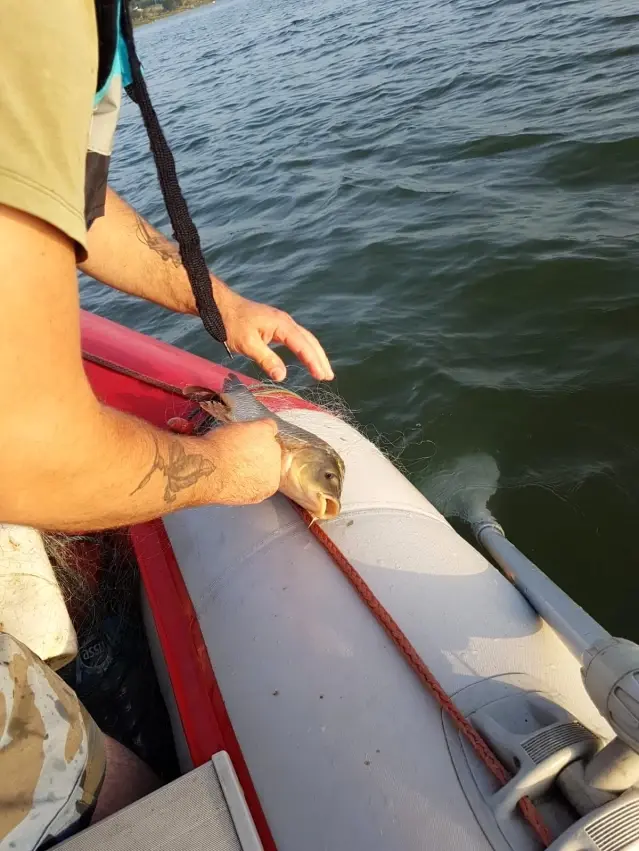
left=182, top=385, right=233, bottom=423
left=222, top=373, right=247, bottom=394
left=220, top=372, right=282, bottom=421
left=199, top=400, right=233, bottom=422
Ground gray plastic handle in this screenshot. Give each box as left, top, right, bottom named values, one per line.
left=475, top=522, right=610, bottom=661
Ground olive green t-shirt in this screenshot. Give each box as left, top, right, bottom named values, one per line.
left=0, top=0, right=98, bottom=252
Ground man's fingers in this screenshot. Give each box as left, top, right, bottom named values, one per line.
left=298, top=325, right=334, bottom=380
left=235, top=313, right=333, bottom=382
left=216, top=417, right=279, bottom=445
left=243, top=334, right=288, bottom=382
left=252, top=417, right=279, bottom=438
left=274, top=318, right=334, bottom=381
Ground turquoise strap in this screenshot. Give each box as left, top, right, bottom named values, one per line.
left=94, top=0, right=134, bottom=106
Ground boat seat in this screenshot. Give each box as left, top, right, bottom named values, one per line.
left=55, top=752, right=264, bottom=851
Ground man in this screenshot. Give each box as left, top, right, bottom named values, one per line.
left=0, top=1, right=333, bottom=846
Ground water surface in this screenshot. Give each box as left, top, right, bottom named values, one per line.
left=82, top=0, right=639, bottom=638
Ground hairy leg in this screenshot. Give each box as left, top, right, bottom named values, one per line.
left=91, top=735, right=161, bottom=824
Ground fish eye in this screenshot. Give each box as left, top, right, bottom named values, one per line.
left=324, top=472, right=335, bottom=481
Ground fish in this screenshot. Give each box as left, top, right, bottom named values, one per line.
left=183, top=374, right=345, bottom=520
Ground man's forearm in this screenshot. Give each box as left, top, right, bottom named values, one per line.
left=80, top=188, right=335, bottom=384
left=0, top=203, right=279, bottom=533
left=79, top=186, right=224, bottom=314
left=0, top=400, right=221, bottom=532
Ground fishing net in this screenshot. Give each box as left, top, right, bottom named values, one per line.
left=247, top=374, right=429, bottom=478
left=47, top=530, right=180, bottom=781
left=43, top=533, right=100, bottom=632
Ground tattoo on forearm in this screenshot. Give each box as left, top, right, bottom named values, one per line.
left=131, top=436, right=215, bottom=504
left=135, top=213, right=183, bottom=268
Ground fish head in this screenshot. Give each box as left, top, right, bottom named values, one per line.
left=281, top=441, right=344, bottom=520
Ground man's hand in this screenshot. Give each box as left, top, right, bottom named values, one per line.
left=205, top=419, right=282, bottom=504
left=81, top=188, right=334, bottom=382
left=212, top=278, right=333, bottom=382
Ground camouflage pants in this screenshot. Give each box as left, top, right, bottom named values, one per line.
left=0, top=633, right=105, bottom=850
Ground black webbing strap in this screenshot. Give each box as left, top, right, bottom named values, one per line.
left=120, top=2, right=230, bottom=351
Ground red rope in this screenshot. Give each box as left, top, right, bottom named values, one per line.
left=292, top=503, right=553, bottom=848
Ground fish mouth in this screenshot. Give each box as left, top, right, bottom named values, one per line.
left=315, top=493, right=341, bottom=520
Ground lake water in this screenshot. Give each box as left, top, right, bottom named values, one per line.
left=82, top=0, right=639, bottom=639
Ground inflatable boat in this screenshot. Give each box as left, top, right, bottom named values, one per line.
left=50, top=310, right=639, bottom=851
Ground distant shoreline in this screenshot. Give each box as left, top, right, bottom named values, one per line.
left=133, top=0, right=216, bottom=27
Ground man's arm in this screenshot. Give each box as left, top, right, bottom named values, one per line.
left=0, top=205, right=281, bottom=532
left=80, top=187, right=198, bottom=315
left=79, top=187, right=333, bottom=382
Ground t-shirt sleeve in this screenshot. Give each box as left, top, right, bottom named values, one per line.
left=0, top=0, right=98, bottom=253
